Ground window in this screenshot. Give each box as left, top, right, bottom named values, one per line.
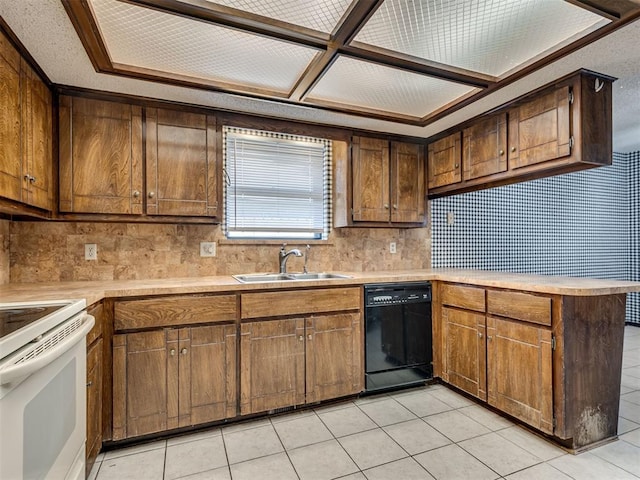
left=223, top=127, right=331, bottom=240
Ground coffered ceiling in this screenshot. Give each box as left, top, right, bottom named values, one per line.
left=62, top=0, right=640, bottom=126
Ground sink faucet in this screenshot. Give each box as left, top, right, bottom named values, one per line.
left=279, top=243, right=303, bottom=274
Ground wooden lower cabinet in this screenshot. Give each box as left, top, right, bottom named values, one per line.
left=434, top=282, right=626, bottom=450
left=240, top=312, right=362, bottom=415
left=240, top=288, right=363, bottom=416
left=86, top=338, right=103, bottom=474
left=486, top=316, right=553, bottom=434
left=240, top=318, right=305, bottom=415
left=442, top=307, right=486, bottom=401
left=112, top=324, right=236, bottom=440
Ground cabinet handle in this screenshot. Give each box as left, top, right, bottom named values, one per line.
left=299, top=335, right=304, bottom=342
left=392, top=204, right=398, bottom=210
left=133, top=191, right=140, bottom=198
left=384, top=204, right=389, bottom=209
left=307, top=334, right=312, bottom=340
left=148, top=191, right=155, bottom=198
left=454, top=163, right=459, bottom=168
left=170, top=348, right=176, bottom=356
left=499, top=150, right=505, bottom=156
left=181, top=348, right=188, bottom=355
left=24, top=174, right=30, bottom=182
left=86, top=381, right=93, bottom=387
left=478, top=332, right=483, bottom=339
left=511, top=147, right=516, bottom=153
left=23, top=175, right=35, bottom=183
left=487, top=335, right=493, bottom=340
left=29, top=176, right=36, bottom=184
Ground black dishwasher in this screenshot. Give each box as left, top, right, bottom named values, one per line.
left=364, top=282, right=433, bottom=393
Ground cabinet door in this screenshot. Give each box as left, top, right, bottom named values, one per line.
left=306, top=313, right=362, bottom=403
left=145, top=108, right=217, bottom=216
left=0, top=32, right=23, bottom=203
left=86, top=337, right=103, bottom=476
left=352, top=136, right=390, bottom=222
left=112, top=331, right=168, bottom=440
left=443, top=307, right=487, bottom=401
left=487, top=316, right=553, bottom=434
left=427, top=133, right=461, bottom=189
left=21, top=61, right=52, bottom=210
left=463, top=113, right=507, bottom=180
left=240, top=319, right=305, bottom=415
left=390, top=142, right=425, bottom=223
left=182, top=325, right=237, bottom=425
left=59, top=96, right=143, bottom=214
left=509, top=86, right=571, bottom=169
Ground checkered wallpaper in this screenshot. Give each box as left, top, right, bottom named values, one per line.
left=431, top=153, right=639, bottom=324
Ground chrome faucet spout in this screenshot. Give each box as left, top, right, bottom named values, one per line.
left=278, top=244, right=303, bottom=274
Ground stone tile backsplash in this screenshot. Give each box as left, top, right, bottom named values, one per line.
left=8, top=221, right=431, bottom=283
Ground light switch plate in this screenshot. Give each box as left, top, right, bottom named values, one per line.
left=200, top=242, right=217, bottom=257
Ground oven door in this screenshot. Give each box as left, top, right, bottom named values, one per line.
left=0, top=312, right=94, bottom=480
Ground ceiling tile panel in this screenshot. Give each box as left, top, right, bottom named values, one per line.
left=89, top=0, right=319, bottom=93
left=206, top=0, right=355, bottom=33
left=307, top=56, right=478, bottom=117
left=354, top=0, right=610, bottom=77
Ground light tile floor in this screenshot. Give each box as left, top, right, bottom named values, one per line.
left=90, top=326, right=640, bottom=480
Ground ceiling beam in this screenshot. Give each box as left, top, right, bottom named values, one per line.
left=122, top=0, right=329, bottom=49
left=564, top=0, right=640, bottom=20
left=288, top=0, right=385, bottom=101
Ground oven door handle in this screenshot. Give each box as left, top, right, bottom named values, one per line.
left=0, top=314, right=95, bottom=386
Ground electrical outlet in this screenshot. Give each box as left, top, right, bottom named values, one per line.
left=200, top=242, right=217, bottom=257
left=447, top=212, right=455, bottom=225
left=389, top=242, right=397, bottom=254
left=85, top=243, right=97, bottom=261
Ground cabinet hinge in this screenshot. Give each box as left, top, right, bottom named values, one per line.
left=551, top=336, right=556, bottom=351
left=568, top=136, right=574, bottom=150
left=553, top=416, right=557, bottom=429
left=569, top=89, right=574, bottom=105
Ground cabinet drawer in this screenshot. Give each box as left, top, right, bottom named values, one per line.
left=115, top=295, right=237, bottom=331
left=241, top=287, right=360, bottom=319
left=441, top=284, right=485, bottom=312
left=86, top=302, right=104, bottom=346
left=487, top=290, right=551, bottom=326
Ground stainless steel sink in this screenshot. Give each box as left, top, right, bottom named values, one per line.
left=233, top=273, right=293, bottom=283
left=285, top=273, right=351, bottom=280
left=233, top=272, right=351, bottom=283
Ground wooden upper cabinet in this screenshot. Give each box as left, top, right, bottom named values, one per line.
left=59, top=96, right=143, bottom=214
left=21, top=61, right=52, bottom=210
left=145, top=108, right=217, bottom=217
left=427, top=132, right=461, bottom=189
left=463, top=113, right=507, bottom=180
left=0, top=31, right=52, bottom=211
left=349, top=136, right=425, bottom=226
left=352, top=136, right=389, bottom=222
left=427, top=70, right=613, bottom=199
left=390, top=141, right=425, bottom=223
left=509, top=86, right=571, bottom=170
left=0, top=32, right=23, bottom=204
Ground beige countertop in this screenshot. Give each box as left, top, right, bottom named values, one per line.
left=1, top=269, right=639, bottom=305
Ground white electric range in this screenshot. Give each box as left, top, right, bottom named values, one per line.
left=0, top=299, right=95, bottom=480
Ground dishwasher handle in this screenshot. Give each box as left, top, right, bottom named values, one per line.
left=0, top=313, right=95, bottom=386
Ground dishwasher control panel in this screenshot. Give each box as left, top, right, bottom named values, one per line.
left=365, top=282, right=431, bottom=306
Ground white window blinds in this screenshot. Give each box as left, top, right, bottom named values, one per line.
left=224, top=127, right=331, bottom=239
